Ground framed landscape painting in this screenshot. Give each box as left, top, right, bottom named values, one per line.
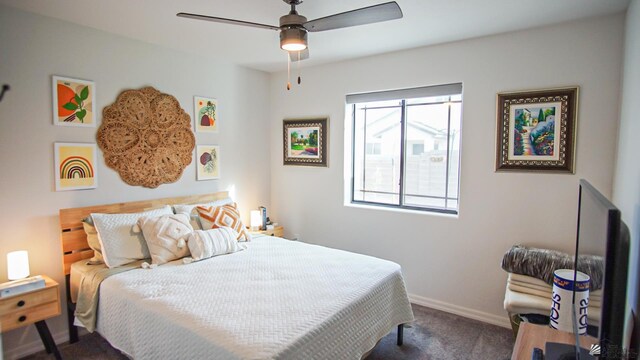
left=196, top=145, right=220, bottom=180
left=54, top=142, right=98, bottom=191
left=283, top=118, right=328, bottom=167
left=194, top=96, right=218, bottom=133
left=52, top=76, right=95, bottom=127
left=496, top=87, right=578, bottom=173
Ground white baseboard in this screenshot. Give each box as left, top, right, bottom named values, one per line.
left=409, top=293, right=511, bottom=329
left=3, top=329, right=69, bottom=360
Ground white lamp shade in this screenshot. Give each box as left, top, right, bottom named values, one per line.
left=250, top=210, right=261, bottom=230
left=7, top=250, right=30, bottom=280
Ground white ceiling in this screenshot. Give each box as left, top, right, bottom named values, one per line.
left=0, top=0, right=629, bottom=73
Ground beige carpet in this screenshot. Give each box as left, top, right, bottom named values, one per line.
left=21, top=304, right=514, bottom=359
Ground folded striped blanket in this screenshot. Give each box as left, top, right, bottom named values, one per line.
left=506, top=273, right=602, bottom=306
left=501, top=245, right=604, bottom=290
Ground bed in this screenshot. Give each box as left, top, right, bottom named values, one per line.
left=60, top=192, right=414, bottom=359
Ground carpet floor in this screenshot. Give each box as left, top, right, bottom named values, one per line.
left=20, top=304, right=514, bottom=359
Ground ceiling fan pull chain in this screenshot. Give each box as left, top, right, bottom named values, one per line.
left=297, top=51, right=302, bottom=85
left=287, top=53, right=292, bottom=90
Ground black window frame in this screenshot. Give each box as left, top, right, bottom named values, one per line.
left=348, top=87, right=462, bottom=215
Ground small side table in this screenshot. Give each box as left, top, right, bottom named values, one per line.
left=511, top=323, right=597, bottom=360
left=249, top=225, right=284, bottom=238
left=0, top=275, right=62, bottom=359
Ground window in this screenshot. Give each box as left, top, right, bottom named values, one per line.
left=411, top=143, right=424, bottom=155
left=366, top=142, right=381, bottom=155
left=347, top=83, right=462, bottom=214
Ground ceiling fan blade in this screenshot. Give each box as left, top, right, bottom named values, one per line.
left=304, top=1, right=402, bottom=32
left=177, top=12, right=280, bottom=31
left=289, top=48, right=310, bottom=62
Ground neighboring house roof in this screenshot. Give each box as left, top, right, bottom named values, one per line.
left=361, top=107, right=448, bottom=139
left=372, top=120, right=447, bottom=138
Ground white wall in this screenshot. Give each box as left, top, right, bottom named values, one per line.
left=613, top=0, right=640, bottom=346
left=613, top=2, right=639, bottom=242
left=0, top=5, right=270, bottom=358
left=269, top=14, right=624, bottom=325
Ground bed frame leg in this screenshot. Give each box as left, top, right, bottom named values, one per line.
left=65, top=274, right=79, bottom=344
left=67, top=301, right=79, bottom=343
left=397, top=324, right=404, bottom=346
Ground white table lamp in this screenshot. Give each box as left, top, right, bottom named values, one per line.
left=250, top=210, right=261, bottom=231
left=7, top=250, right=29, bottom=280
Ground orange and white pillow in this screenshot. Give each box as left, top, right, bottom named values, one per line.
left=196, top=203, right=252, bottom=241
left=173, top=197, right=233, bottom=230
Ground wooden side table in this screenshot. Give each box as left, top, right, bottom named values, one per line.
left=511, top=322, right=597, bottom=360
left=249, top=225, right=284, bottom=238
left=0, top=275, right=62, bottom=359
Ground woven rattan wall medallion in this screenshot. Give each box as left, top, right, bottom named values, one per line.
left=97, top=87, right=195, bottom=188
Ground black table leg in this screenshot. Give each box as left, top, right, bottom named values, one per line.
left=35, top=320, right=62, bottom=360
left=397, top=324, right=404, bottom=346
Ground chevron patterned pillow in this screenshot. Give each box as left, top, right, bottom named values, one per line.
left=196, top=203, right=252, bottom=242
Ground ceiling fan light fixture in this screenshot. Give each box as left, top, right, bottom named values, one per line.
left=178, top=1, right=404, bottom=76
left=282, top=42, right=307, bottom=52
left=280, top=27, right=308, bottom=51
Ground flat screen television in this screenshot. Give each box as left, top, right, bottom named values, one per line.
left=547, top=179, right=631, bottom=359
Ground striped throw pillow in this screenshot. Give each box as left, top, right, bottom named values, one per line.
left=185, top=227, right=246, bottom=262
left=196, top=203, right=252, bottom=241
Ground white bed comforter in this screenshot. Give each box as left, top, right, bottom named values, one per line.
left=95, top=236, right=414, bottom=360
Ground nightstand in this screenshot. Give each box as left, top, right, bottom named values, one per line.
left=249, top=225, right=284, bottom=238
left=0, top=275, right=62, bottom=359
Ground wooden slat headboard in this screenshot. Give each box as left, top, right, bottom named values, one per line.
left=59, top=192, right=229, bottom=275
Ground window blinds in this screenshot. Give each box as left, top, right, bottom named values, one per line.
left=345, top=83, right=462, bottom=104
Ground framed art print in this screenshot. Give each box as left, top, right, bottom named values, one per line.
left=52, top=76, right=96, bottom=127
left=283, top=118, right=328, bottom=167
left=196, top=145, right=220, bottom=180
left=54, top=142, right=98, bottom=191
left=194, top=96, right=218, bottom=133
left=496, top=87, right=578, bottom=173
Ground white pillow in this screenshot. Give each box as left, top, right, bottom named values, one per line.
left=173, top=197, right=233, bottom=230
left=91, top=206, right=173, bottom=268
left=184, top=227, right=246, bottom=262
left=137, top=213, right=193, bottom=265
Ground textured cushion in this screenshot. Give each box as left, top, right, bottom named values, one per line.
left=137, top=213, right=193, bottom=265
left=501, top=245, right=604, bottom=290
left=196, top=203, right=252, bottom=241
left=173, top=197, right=233, bottom=230
left=81, top=217, right=104, bottom=265
left=185, top=227, right=246, bottom=262
left=92, top=206, right=173, bottom=268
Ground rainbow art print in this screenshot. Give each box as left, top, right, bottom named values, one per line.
left=60, top=156, right=94, bottom=179
left=54, top=143, right=98, bottom=191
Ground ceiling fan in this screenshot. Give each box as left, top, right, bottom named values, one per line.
left=177, top=0, right=403, bottom=62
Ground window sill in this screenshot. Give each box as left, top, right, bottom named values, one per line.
left=344, top=201, right=459, bottom=218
